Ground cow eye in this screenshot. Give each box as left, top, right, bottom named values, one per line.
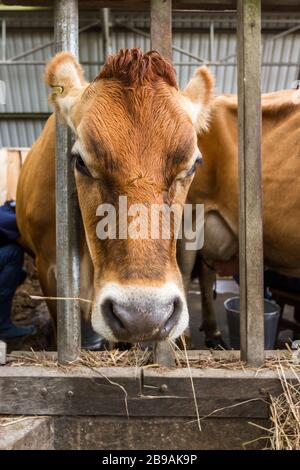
left=186, top=154, right=202, bottom=177
left=73, top=154, right=91, bottom=177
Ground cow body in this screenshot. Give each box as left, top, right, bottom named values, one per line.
left=178, top=89, right=300, bottom=343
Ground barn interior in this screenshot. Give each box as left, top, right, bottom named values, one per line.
left=1, top=3, right=300, bottom=353
left=0, top=0, right=300, bottom=452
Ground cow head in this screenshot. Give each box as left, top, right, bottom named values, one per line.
left=45, top=48, right=214, bottom=343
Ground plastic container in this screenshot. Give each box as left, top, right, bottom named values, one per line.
left=224, top=296, right=280, bottom=350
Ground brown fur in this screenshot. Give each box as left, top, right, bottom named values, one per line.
left=96, top=48, right=177, bottom=89
left=189, top=89, right=300, bottom=276
left=179, top=88, right=300, bottom=340
left=16, top=49, right=212, bottom=334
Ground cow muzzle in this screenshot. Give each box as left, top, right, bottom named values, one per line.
left=92, top=282, right=189, bottom=343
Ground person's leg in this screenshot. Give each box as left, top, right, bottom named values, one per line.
left=0, top=244, right=36, bottom=339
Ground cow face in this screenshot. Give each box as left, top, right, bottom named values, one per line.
left=46, top=49, right=214, bottom=343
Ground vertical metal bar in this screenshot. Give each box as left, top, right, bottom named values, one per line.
left=150, top=0, right=174, bottom=367
left=237, top=0, right=264, bottom=366
left=209, top=21, right=215, bottom=62
left=150, top=0, right=172, bottom=61
left=100, top=8, right=111, bottom=60
left=2, top=20, right=6, bottom=62
left=54, top=0, right=81, bottom=363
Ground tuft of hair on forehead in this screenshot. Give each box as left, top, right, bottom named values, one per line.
left=95, top=48, right=178, bottom=89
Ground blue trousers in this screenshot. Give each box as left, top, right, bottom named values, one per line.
left=0, top=243, right=26, bottom=327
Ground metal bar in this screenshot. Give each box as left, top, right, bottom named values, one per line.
left=0, top=112, right=50, bottom=118
left=7, top=19, right=101, bottom=62
left=55, top=0, right=81, bottom=364
left=267, top=23, right=300, bottom=40
left=219, top=22, right=300, bottom=64
left=237, top=0, right=264, bottom=366
left=100, top=8, right=111, bottom=59
left=115, top=20, right=206, bottom=63
left=1, top=20, right=6, bottom=61
left=1, top=61, right=300, bottom=67
left=9, top=16, right=296, bottom=65
left=8, top=39, right=54, bottom=62
left=209, top=21, right=215, bottom=62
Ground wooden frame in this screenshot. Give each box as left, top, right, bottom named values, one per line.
left=53, top=0, right=266, bottom=366
left=0, top=350, right=296, bottom=418
left=237, top=0, right=264, bottom=366
left=1, top=2, right=294, bottom=433
left=55, top=0, right=81, bottom=363
left=2, top=1, right=300, bottom=12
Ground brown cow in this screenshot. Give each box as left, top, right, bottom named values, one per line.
left=177, top=81, right=300, bottom=346
left=16, top=49, right=214, bottom=345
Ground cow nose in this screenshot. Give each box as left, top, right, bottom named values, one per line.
left=102, top=297, right=182, bottom=342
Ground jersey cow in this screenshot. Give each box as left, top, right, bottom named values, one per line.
left=16, top=49, right=214, bottom=345
left=178, top=81, right=300, bottom=346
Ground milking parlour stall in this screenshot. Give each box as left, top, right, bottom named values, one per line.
left=0, top=0, right=300, bottom=460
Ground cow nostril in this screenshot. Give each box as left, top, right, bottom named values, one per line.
left=102, top=300, right=126, bottom=332
left=162, top=297, right=182, bottom=336
left=101, top=295, right=183, bottom=341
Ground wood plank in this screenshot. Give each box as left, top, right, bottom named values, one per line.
left=237, top=0, right=264, bottom=366
left=0, top=341, right=6, bottom=365
left=141, top=368, right=289, bottom=417
left=52, top=416, right=270, bottom=450
left=153, top=342, right=175, bottom=367
left=150, top=0, right=174, bottom=367
left=0, top=366, right=141, bottom=416
left=142, top=368, right=290, bottom=399
left=0, top=365, right=293, bottom=417
left=131, top=397, right=269, bottom=418
left=150, top=0, right=172, bottom=61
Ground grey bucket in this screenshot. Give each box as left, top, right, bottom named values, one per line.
left=224, top=297, right=280, bottom=350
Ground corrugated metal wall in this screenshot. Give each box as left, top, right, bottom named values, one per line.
left=1, top=10, right=300, bottom=147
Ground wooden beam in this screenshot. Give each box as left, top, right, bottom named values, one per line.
left=54, top=0, right=81, bottom=364
left=2, top=1, right=300, bottom=12
left=150, top=0, right=174, bottom=367
left=237, top=0, right=264, bottom=366
left=0, top=365, right=293, bottom=417
left=100, top=8, right=111, bottom=60
left=150, top=0, right=172, bottom=61
left=0, top=341, right=6, bottom=365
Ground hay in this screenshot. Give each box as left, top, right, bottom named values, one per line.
left=267, top=365, right=300, bottom=450
left=8, top=347, right=152, bottom=369
left=175, top=350, right=247, bottom=370
left=7, top=346, right=300, bottom=371
left=80, top=348, right=152, bottom=368
left=173, top=349, right=298, bottom=371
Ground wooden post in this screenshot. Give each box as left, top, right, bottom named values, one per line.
left=100, top=8, right=111, bottom=60
left=0, top=341, right=6, bottom=365
left=150, top=0, right=172, bottom=61
left=237, top=0, right=264, bottom=366
left=54, top=0, right=81, bottom=363
left=150, top=0, right=174, bottom=367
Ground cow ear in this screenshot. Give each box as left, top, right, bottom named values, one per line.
left=181, top=66, right=214, bottom=133
left=45, top=52, right=87, bottom=128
